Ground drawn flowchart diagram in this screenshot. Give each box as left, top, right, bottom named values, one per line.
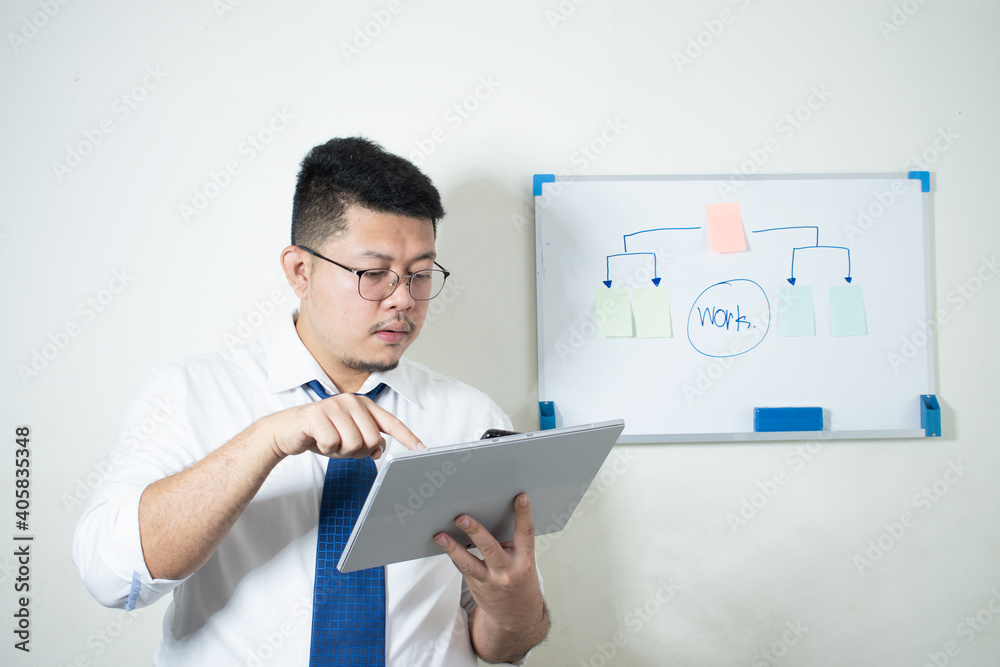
left=596, top=204, right=868, bottom=356
left=598, top=226, right=700, bottom=338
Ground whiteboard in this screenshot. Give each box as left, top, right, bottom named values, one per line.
left=534, top=174, right=936, bottom=442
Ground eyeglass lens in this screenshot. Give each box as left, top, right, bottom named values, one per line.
left=359, top=269, right=447, bottom=301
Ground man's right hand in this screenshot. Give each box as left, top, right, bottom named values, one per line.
left=265, top=393, right=424, bottom=461
left=139, top=393, right=422, bottom=580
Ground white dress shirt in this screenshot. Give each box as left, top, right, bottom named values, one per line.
left=72, top=312, right=525, bottom=666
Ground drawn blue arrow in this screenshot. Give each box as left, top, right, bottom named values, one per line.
left=604, top=252, right=659, bottom=287
left=789, top=246, right=852, bottom=285
left=623, top=227, right=701, bottom=253
left=753, top=226, right=852, bottom=284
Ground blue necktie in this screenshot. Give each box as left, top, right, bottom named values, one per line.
left=306, top=379, right=387, bottom=667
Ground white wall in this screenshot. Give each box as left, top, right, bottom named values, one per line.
left=2, top=1, right=998, bottom=665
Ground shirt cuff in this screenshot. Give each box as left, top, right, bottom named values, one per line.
left=116, top=485, right=189, bottom=609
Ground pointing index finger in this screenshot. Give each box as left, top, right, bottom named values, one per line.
left=365, top=400, right=425, bottom=451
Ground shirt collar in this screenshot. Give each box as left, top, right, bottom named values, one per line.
left=266, top=310, right=420, bottom=407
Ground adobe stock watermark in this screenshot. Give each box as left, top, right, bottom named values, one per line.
left=577, top=578, right=680, bottom=667
left=61, top=394, right=180, bottom=512
left=407, top=75, right=501, bottom=167
left=423, top=275, right=466, bottom=326
left=716, top=84, right=833, bottom=197
left=535, top=448, right=638, bottom=556
left=224, top=289, right=288, bottom=352
left=214, top=0, right=248, bottom=20
left=938, top=254, right=996, bottom=313
left=843, top=180, right=912, bottom=243
left=902, top=125, right=960, bottom=172
left=552, top=252, right=659, bottom=363
left=7, top=0, right=73, bottom=53
left=673, top=0, right=753, bottom=73
left=843, top=125, right=959, bottom=243
left=681, top=311, right=766, bottom=405
left=750, top=620, right=809, bottom=667
left=529, top=116, right=629, bottom=217
left=853, top=458, right=968, bottom=575
left=0, top=555, right=17, bottom=587
left=919, top=587, right=1000, bottom=667
left=411, top=615, right=471, bottom=664
left=877, top=0, right=932, bottom=40
left=544, top=0, right=590, bottom=30
left=68, top=606, right=147, bottom=664
left=393, top=450, right=474, bottom=524
left=178, top=107, right=295, bottom=224
left=886, top=254, right=997, bottom=372
left=570, top=117, right=627, bottom=172
left=726, top=432, right=831, bottom=533
left=510, top=201, right=533, bottom=236
left=18, top=268, right=135, bottom=384
left=244, top=597, right=311, bottom=666
left=683, top=285, right=808, bottom=405
left=512, top=116, right=628, bottom=234
left=340, top=0, right=405, bottom=63
left=51, top=66, right=168, bottom=182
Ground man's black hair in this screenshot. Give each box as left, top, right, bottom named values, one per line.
left=291, top=137, right=445, bottom=248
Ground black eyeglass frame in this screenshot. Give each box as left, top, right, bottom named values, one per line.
left=297, top=245, right=451, bottom=302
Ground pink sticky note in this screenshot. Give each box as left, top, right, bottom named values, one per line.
left=706, top=202, right=747, bottom=253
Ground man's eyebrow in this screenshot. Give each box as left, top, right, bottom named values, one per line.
left=354, top=249, right=437, bottom=263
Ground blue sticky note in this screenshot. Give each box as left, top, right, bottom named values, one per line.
left=778, top=285, right=815, bottom=337
left=829, top=285, right=867, bottom=336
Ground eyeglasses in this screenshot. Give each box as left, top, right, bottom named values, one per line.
left=298, top=246, right=450, bottom=301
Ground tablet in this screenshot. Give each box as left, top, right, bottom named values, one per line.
left=337, top=419, right=625, bottom=573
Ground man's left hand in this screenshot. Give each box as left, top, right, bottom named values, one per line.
left=433, top=493, right=549, bottom=662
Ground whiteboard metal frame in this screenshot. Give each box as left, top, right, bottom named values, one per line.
left=534, top=172, right=937, bottom=443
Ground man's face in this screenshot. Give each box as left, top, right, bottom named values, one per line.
left=298, top=205, right=437, bottom=385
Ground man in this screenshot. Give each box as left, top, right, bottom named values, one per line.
left=73, top=137, right=549, bottom=665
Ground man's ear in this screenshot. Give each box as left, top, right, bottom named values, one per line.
left=280, top=245, right=311, bottom=300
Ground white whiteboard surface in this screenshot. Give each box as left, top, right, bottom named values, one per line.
left=535, top=174, right=935, bottom=442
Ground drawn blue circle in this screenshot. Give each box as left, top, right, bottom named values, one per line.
left=686, top=279, right=771, bottom=358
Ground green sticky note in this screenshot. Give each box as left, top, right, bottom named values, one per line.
left=778, top=285, right=815, bottom=336
left=829, top=285, right=867, bottom=336
left=633, top=287, right=672, bottom=338
left=596, top=288, right=634, bottom=337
